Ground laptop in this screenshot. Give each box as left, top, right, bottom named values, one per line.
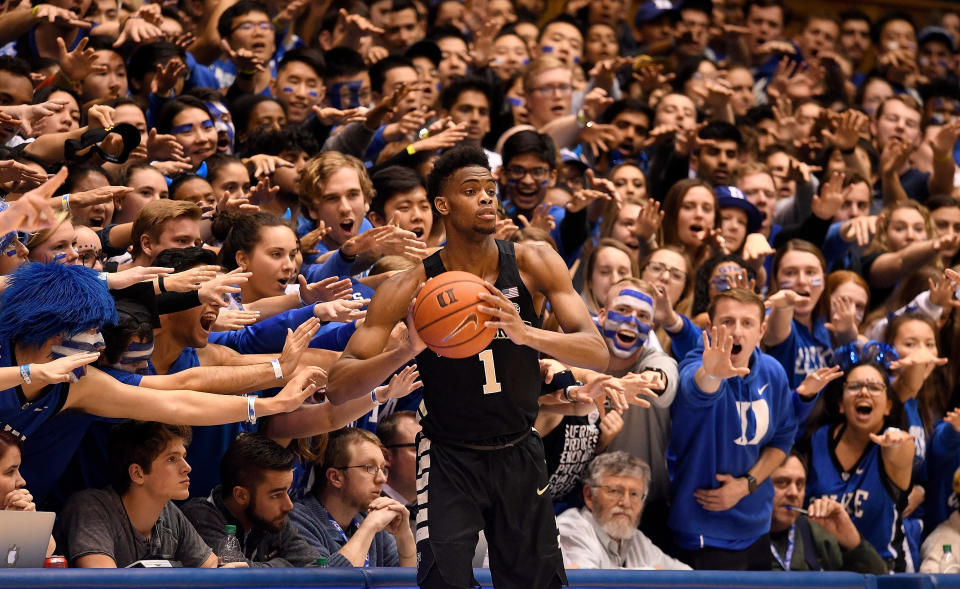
left=0, top=511, right=55, bottom=568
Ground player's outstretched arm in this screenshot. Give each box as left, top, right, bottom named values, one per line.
left=325, top=268, right=425, bottom=405
left=499, top=242, right=608, bottom=371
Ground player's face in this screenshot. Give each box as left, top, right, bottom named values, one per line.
left=0, top=445, right=26, bottom=506
left=436, top=165, right=498, bottom=236
left=770, top=455, right=806, bottom=532
left=141, top=438, right=192, bottom=501
left=839, top=365, right=891, bottom=434
left=245, top=469, right=294, bottom=533
left=341, top=441, right=389, bottom=511
left=584, top=474, right=646, bottom=540
left=709, top=298, right=766, bottom=368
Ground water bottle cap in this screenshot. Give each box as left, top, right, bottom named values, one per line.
left=945, top=544, right=953, bottom=552
left=317, top=557, right=328, bottom=566
left=225, top=524, right=237, bottom=534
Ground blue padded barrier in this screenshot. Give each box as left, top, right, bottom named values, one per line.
left=0, top=567, right=955, bottom=588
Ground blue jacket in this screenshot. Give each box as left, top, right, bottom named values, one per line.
left=668, top=347, right=797, bottom=550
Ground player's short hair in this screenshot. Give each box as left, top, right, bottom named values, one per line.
left=585, top=451, right=651, bottom=491
left=426, top=145, right=489, bottom=206
left=707, top=287, right=765, bottom=323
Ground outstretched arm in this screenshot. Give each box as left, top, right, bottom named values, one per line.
left=325, top=268, right=424, bottom=405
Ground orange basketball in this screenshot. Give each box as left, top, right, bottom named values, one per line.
left=413, top=271, right=496, bottom=358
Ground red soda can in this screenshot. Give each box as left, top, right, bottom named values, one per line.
left=43, top=556, right=67, bottom=568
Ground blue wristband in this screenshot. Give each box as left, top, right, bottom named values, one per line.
left=19, top=364, right=31, bottom=385
left=246, top=395, right=256, bottom=424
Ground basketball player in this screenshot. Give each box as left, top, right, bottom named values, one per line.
left=326, top=145, right=609, bottom=588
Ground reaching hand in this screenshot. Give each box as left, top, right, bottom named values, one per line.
left=298, top=275, right=353, bottom=304
left=377, top=363, right=422, bottom=401
left=822, top=109, right=867, bottom=152
left=869, top=427, right=914, bottom=448
left=278, top=317, right=321, bottom=375
left=211, top=309, right=261, bottom=331
left=57, top=36, right=106, bottom=84
left=517, top=203, right=556, bottom=231
left=700, top=325, right=750, bottom=380
left=197, top=269, right=249, bottom=307
left=944, top=407, right=960, bottom=433
left=114, top=14, right=164, bottom=46
left=929, top=268, right=960, bottom=309
left=28, top=352, right=101, bottom=385
left=299, top=223, right=331, bottom=257
left=314, top=298, right=368, bottom=323
left=796, top=366, right=843, bottom=399
left=764, top=289, right=803, bottom=309
left=824, top=295, right=861, bottom=343
left=163, top=264, right=220, bottom=292
left=811, top=170, right=845, bottom=220
left=840, top=215, right=878, bottom=247
left=150, top=60, right=187, bottom=96
left=633, top=199, right=664, bottom=242
left=741, top=233, right=775, bottom=263
left=106, top=266, right=174, bottom=290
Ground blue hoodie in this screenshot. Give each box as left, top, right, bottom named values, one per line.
left=668, top=347, right=797, bottom=550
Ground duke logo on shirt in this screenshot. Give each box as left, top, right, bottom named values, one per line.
left=733, top=399, right=770, bottom=446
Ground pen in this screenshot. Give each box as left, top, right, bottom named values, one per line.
left=784, top=505, right=809, bottom=515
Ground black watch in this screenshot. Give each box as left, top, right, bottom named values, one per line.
left=744, top=473, right=758, bottom=494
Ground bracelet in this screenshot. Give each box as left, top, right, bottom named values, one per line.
left=935, top=152, right=953, bottom=163
left=238, top=69, right=258, bottom=77
left=246, top=395, right=256, bottom=424
left=406, top=144, right=417, bottom=155
left=19, top=364, right=31, bottom=385
left=271, top=358, right=283, bottom=380
left=31, top=5, right=39, bottom=19
left=61, top=193, right=70, bottom=211
left=298, top=288, right=307, bottom=307
left=665, top=315, right=684, bottom=333
left=371, top=388, right=384, bottom=405
left=562, top=382, right=583, bottom=402
left=157, top=275, right=166, bottom=293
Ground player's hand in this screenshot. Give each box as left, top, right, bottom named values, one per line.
left=405, top=284, right=427, bottom=356
left=478, top=282, right=529, bottom=345
left=694, top=473, right=749, bottom=511
left=807, top=497, right=861, bottom=550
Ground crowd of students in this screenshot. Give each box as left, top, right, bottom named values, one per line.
left=0, top=0, right=958, bottom=577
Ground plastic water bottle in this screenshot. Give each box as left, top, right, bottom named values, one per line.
left=317, top=557, right=329, bottom=567
left=941, top=544, right=960, bottom=573
left=218, top=524, right=244, bottom=565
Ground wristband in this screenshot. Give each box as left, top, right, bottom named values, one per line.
left=665, top=315, right=684, bottom=333
left=271, top=358, right=283, bottom=380
left=98, top=271, right=109, bottom=283
left=61, top=193, right=70, bottom=211
left=935, top=152, right=953, bottom=163
left=246, top=395, right=256, bottom=424
left=745, top=473, right=758, bottom=494
left=31, top=5, right=39, bottom=19
left=157, top=275, right=166, bottom=292
left=576, top=109, right=588, bottom=129
left=562, top=382, right=583, bottom=402
left=406, top=144, right=417, bottom=155
left=701, top=369, right=723, bottom=382
left=19, top=364, right=31, bottom=385
left=371, top=388, right=384, bottom=405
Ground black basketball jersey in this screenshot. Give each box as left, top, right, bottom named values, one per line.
left=415, top=240, right=542, bottom=443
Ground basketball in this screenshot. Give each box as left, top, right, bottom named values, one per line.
left=413, top=271, right=496, bottom=359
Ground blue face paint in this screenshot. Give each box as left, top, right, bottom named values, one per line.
left=522, top=58, right=530, bottom=65
left=307, top=91, right=319, bottom=98
left=171, top=123, right=193, bottom=135
left=508, top=97, right=523, bottom=107
left=601, top=289, right=654, bottom=358
left=110, top=341, right=154, bottom=375
left=541, top=45, right=553, bottom=52
left=200, top=119, right=215, bottom=129
left=50, top=330, right=104, bottom=383
left=50, top=252, right=67, bottom=263
left=205, top=101, right=236, bottom=154
left=282, top=87, right=295, bottom=94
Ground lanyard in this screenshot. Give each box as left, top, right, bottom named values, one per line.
left=770, top=524, right=796, bottom=571
left=326, top=511, right=370, bottom=568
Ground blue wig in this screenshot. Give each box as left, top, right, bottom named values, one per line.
left=0, top=262, right=118, bottom=346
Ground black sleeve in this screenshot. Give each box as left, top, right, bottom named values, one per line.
left=156, top=290, right=201, bottom=315
left=646, top=141, right=690, bottom=203
left=558, top=207, right=589, bottom=260
left=772, top=212, right=832, bottom=249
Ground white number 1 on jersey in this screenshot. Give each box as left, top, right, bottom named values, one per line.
left=479, top=349, right=502, bottom=394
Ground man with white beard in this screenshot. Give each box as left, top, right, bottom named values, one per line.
left=557, top=452, right=690, bottom=570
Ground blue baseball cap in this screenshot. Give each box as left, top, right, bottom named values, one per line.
left=634, top=0, right=675, bottom=27
left=715, top=185, right=763, bottom=234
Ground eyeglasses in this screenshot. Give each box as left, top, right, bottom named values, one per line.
left=843, top=381, right=886, bottom=395
left=337, top=464, right=390, bottom=477
left=504, top=165, right=550, bottom=181
left=78, top=248, right=104, bottom=268
left=645, top=261, right=687, bottom=282
left=231, top=21, right=274, bottom=33
left=385, top=443, right=417, bottom=449
left=596, top=484, right=646, bottom=503
left=529, top=83, right=573, bottom=97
